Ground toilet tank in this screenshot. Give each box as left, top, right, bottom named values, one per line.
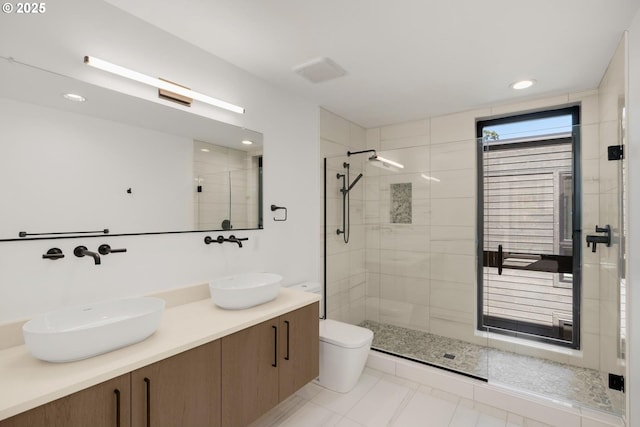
left=288, top=282, right=323, bottom=317
left=289, top=282, right=322, bottom=294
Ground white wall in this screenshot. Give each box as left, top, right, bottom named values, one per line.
left=0, top=0, right=320, bottom=322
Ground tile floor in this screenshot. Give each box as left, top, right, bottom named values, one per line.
left=249, top=368, right=553, bottom=427
left=360, top=320, right=625, bottom=416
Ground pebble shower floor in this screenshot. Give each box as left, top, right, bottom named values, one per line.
left=359, top=320, right=624, bottom=416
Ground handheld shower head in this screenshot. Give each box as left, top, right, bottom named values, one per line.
left=347, top=173, right=363, bottom=192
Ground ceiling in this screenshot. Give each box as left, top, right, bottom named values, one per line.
left=107, top=1, right=639, bottom=128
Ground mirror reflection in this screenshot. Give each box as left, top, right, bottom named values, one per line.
left=194, top=141, right=262, bottom=231
left=0, top=58, right=263, bottom=241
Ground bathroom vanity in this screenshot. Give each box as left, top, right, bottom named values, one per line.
left=0, top=288, right=319, bottom=427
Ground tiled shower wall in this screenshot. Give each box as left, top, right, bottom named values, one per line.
left=364, top=114, right=480, bottom=344
left=320, top=109, right=367, bottom=322
left=321, top=36, right=626, bottom=375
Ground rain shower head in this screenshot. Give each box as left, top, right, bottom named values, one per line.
left=347, top=149, right=405, bottom=169
left=368, top=153, right=404, bottom=169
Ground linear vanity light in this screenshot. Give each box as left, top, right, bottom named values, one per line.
left=83, top=56, right=245, bottom=114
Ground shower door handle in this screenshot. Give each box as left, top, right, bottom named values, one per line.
left=483, top=247, right=572, bottom=274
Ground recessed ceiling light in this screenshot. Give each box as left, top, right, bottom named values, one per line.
left=63, top=93, right=86, bottom=102
left=200, top=148, right=210, bottom=152
left=241, top=140, right=253, bottom=145
left=510, top=80, right=536, bottom=90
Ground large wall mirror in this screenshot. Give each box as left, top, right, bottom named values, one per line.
left=0, top=58, right=263, bottom=241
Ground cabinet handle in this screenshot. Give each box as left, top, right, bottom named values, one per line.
left=272, top=325, right=278, bottom=367
left=284, top=320, right=290, bottom=361
left=144, top=377, right=151, bottom=427
left=114, top=389, right=121, bottom=427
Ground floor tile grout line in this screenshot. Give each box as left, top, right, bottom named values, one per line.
left=311, top=372, right=384, bottom=421
left=387, top=387, right=417, bottom=426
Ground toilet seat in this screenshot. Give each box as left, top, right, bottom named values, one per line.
left=320, top=319, right=373, bottom=349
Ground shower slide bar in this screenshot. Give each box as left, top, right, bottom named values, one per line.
left=336, top=162, right=363, bottom=243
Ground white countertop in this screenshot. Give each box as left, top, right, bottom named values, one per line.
left=0, top=287, right=320, bottom=421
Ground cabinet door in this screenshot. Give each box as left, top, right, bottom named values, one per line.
left=0, top=374, right=130, bottom=427
left=131, top=340, right=221, bottom=427
left=221, top=319, right=279, bottom=427
left=278, top=302, right=320, bottom=400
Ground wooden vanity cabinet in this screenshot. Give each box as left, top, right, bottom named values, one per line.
left=278, top=302, right=320, bottom=400
left=221, top=302, right=319, bottom=427
left=131, top=340, right=221, bottom=427
left=220, top=317, right=279, bottom=426
left=0, top=374, right=131, bottom=427
left=0, top=302, right=317, bottom=427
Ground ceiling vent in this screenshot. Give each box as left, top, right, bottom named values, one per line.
left=293, top=57, right=347, bottom=83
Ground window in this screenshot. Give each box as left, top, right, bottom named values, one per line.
left=477, top=106, right=581, bottom=348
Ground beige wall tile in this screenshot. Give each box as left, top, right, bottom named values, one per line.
left=430, top=253, right=476, bottom=284
left=430, top=169, right=476, bottom=199
left=430, top=226, right=475, bottom=255
left=431, top=198, right=476, bottom=227
left=380, top=135, right=429, bottom=150
left=380, top=119, right=429, bottom=140
left=489, top=95, right=570, bottom=117
left=431, top=108, right=490, bottom=144
left=430, top=139, right=476, bottom=171
left=320, top=108, right=350, bottom=144
left=430, top=280, right=475, bottom=313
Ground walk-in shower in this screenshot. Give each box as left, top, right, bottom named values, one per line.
left=322, top=116, right=627, bottom=417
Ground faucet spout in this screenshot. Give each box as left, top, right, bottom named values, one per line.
left=585, top=225, right=611, bottom=254
left=74, top=246, right=101, bottom=265
left=228, top=235, right=248, bottom=248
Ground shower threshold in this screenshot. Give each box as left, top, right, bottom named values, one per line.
left=360, top=320, right=624, bottom=416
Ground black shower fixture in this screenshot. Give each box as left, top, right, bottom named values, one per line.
left=348, top=149, right=405, bottom=169
left=337, top=161, right=363, bottom=244
left=347, top=149, right=377, bottom=157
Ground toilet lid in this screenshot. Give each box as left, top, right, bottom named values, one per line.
left=319, top=319, right=373, bottom=349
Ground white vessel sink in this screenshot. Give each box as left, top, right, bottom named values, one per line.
left=23, top=297, right=165, bottom=363
left=209, top=273, right=282, bottom=309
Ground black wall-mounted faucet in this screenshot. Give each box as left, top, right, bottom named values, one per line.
left=98, top=244, right=127, bottom=255
left=586, top=225, right=611, bottom=253
left=73, top=246, right=101, bottom=265
left=204, top=235, right=249, bottom=248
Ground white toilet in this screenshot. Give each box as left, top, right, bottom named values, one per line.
left=290, top=282, right=373, bottom=393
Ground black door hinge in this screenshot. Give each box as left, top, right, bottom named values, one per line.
left=608, top=145, right=624, bottom=161
left=609, top=373, right=625, bottom=392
